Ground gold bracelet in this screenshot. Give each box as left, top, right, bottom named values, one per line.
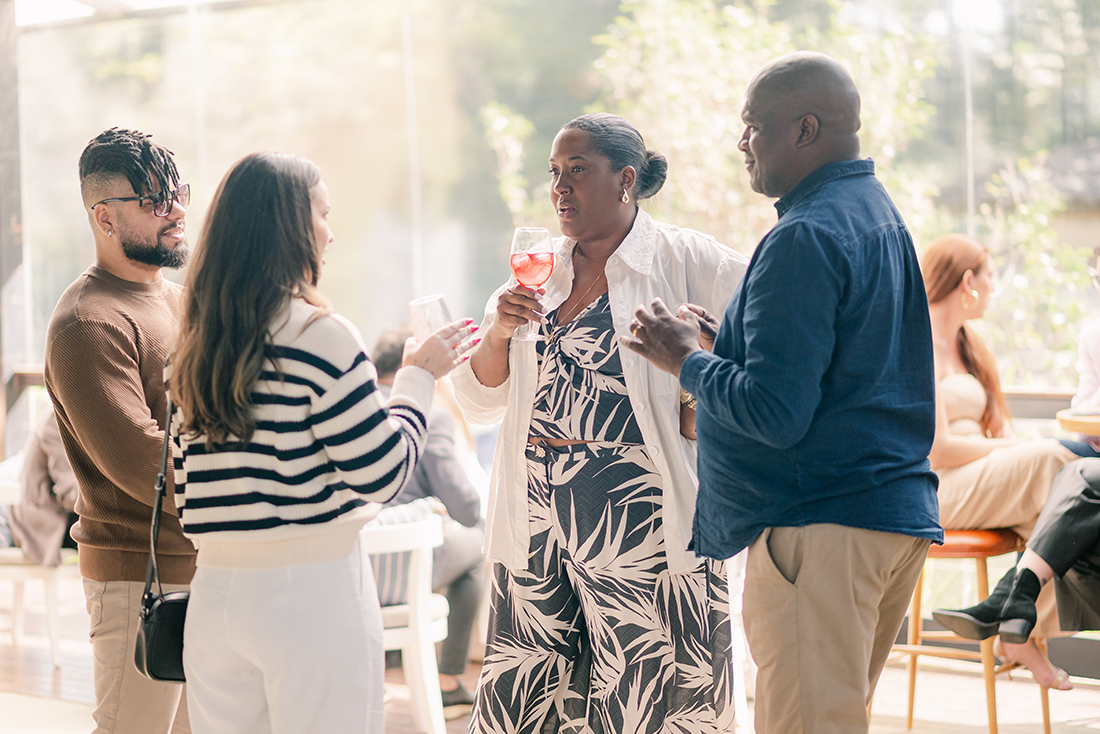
left=679, top=388, right=697, bottom=410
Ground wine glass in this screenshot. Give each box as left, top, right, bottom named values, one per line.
left=409, top=293, right=454, bottom=342
left=509, top=227, right=555, bottom=342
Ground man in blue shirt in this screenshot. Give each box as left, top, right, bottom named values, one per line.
left=623, top=52, right=942, bottom=733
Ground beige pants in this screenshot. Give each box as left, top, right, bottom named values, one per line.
left=84, top=579, right=190, bottom=734
left=743, top=524, right=930, bottom=734
left=937, top=439, right=1077, bottom=541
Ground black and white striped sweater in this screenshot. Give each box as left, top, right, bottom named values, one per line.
left=169, top=300, right=434, bottom=568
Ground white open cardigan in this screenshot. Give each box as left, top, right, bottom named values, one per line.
left=452, top=210, right=747, bottom=573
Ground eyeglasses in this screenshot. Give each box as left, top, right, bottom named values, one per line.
left=91, top=183, right=190, bottom=218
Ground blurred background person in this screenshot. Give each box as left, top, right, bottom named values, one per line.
left=922, top=232, right=1077, bottom=690
left=1059, top=245, right=1100, bottom=458
left=0, top=410, right=79, bottom=566
left=935, top=457, right=1100, bottom=691
left=369, top=323, right=486, bottom=717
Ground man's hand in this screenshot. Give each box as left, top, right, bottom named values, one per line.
left=680, top=303, right=720, bottom=351
left=620, top=298, right=701, bottom=377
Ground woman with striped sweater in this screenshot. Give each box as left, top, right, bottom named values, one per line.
left=168, top=152, right=475, bottom=733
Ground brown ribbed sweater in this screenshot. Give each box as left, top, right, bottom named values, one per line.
left=44, top=265, right=196, bottom=584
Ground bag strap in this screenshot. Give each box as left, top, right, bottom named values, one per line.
left=141, top=396, right=174, bottom=613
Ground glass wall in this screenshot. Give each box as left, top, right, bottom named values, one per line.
left=14, top=0, right=1100, bottom=387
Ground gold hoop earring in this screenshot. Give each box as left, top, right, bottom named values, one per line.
left=621, top=188, right=630, bottom=204
left=961, top=289, right=979, bottom=310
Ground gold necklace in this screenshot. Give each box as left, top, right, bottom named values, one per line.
left=548, top=271, right=606, bottom=345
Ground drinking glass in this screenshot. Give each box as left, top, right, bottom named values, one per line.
left=508, top=227, right=554, bottom=342
left=409, top=293, right=454, bottom=342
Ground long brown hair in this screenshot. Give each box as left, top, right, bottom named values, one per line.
left=921, top=233, right=1008, bottom=437
left=171, top=152, right=331, bottom=446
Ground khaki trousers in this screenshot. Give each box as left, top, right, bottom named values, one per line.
left=84, top=579, right=190, bottom=734
left=743, top=524, right=930, bottom=734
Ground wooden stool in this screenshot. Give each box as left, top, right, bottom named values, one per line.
left=892, top=528, right=1052, bottom=734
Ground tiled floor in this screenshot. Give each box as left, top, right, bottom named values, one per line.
left=869, top=662, right=1100, bottom=733
left=373, top=660, right=1100, bottom=733
left=3, top=565, right=1099, bottom=733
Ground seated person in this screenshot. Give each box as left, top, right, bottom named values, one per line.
left=1059, top=245, right=1100, bottom=458
left=0, top=410, right=78, bottom=565
left=934, top=457, right=1100, bottom=689
left=921, top=234, right=1077, bottom=690
left=366, top=325, right=486, bottom=713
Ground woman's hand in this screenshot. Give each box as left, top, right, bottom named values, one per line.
left=677, top=303, right=720, bottom=351
left=427, top=497, right=450, bottom=518
left=402, top=319, right=479, bottom=379
left=486, top=285, right=545, bottom=341
left=467, top=284, right=546, bottom=389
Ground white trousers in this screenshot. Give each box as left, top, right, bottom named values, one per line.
left=183, top=542, right=384, bottom=734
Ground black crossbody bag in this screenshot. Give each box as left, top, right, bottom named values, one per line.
left=133, top=397, right=189, bottom=682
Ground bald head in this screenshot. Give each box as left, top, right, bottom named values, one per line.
left=738, top=52, right=862, bottom=198
left=750, top=52, right=860, bottom=140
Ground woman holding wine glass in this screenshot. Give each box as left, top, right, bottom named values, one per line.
left=167, top=152, right=475, bottom=732
left=452, top=113, right=748, bottom=732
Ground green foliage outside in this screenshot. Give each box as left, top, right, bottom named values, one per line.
left=480, top=0, right=1096, bottom=389
left=480, top=102, right=540, bottom=227
left=593, top=0, right=941, bottom=253
left=484, top=0, right=942, bottom=254
left=16, top=0, right=1100, bottom=389
left=974, top=159, right=1091, bottom=387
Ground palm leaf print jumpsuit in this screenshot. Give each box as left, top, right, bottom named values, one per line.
left=468, top=293, right=735, bottom=734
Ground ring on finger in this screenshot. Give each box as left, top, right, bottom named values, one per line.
left=631, top=323, right=642, bottom=337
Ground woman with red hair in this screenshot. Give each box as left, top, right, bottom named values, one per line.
left=922, top=233, right=1076, bottom=690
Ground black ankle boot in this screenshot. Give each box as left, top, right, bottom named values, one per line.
left=932, top=567, right=1017, bottom=640
left=997, top=567, right=1041, bottom=644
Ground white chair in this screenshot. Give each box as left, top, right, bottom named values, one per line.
left=0, top=547, right=75, bottom=668
left=0, top=451, right=74, bottom=669
left=360, top=514, right=449, bottom=734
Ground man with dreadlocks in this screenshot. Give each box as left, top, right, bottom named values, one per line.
left=45, top=128, right=194, bottom=733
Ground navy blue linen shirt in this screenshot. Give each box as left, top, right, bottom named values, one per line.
left=679, top=158, right=942, bottom=559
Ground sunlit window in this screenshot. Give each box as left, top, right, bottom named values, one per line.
left=6, top=0, right=1100, bottom=392
left=14, top=0, right=93, bottom=26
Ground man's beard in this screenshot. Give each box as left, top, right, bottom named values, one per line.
left=120, top=228, right=190, bottom=269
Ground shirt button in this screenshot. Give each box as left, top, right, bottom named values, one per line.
left=616, top=315, right=626, bottom=325
left=611, top=281, right=621, bottom=290
left=651, top=445, right=660, bottom=456
left=637, top=403, right=647, bottom=413
left=625, top=358, right=637, bottom=369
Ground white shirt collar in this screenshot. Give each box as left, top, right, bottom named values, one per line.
left=559, top=208, right=656, bottom=277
